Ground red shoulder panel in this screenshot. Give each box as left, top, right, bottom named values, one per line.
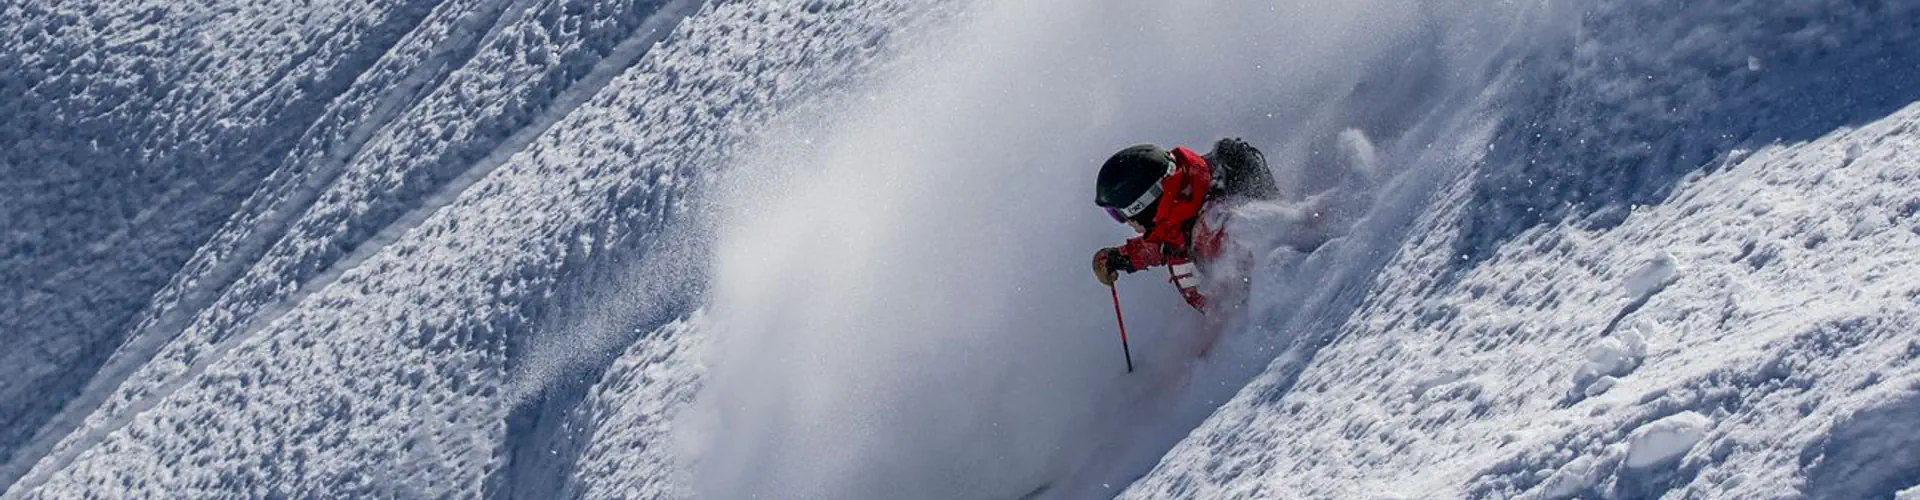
left=1143, top=147, right=1212, bottom=251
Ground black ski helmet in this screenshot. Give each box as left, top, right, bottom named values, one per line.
left=1095, top=144, right=1174, bottom=224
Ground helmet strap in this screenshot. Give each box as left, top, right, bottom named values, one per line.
left=1115, top=182, right=1161, bottom=219
left=1114, top=159, right=1177, bottom=220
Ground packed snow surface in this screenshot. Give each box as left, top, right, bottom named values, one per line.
left=3, top=0, right=1918, bottom=498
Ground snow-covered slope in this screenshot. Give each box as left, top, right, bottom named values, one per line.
left=3, top=0, right=1917, bottom=498
left=1127, top=102, right=1920, bottom=499
left=4, top=0, right=949, bottom=496
left=1120, top=2, right=1920, bottom=497
left=4, top=0, right=713, bottom=488
left=0, top=0, right=444, bottom=469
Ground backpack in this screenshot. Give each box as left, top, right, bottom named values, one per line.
left=1205, top=137, right=1279, bottom=200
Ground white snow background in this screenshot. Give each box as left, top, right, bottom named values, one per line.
left=2, top=0, right=1917, bottom=498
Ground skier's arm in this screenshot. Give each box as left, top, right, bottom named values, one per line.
left=1110, top=244, right=1208, bottom=310
left=1112, top=237, right=1169, bottom=271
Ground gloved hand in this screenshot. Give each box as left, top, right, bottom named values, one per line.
left=1092, top=247, right=1126, bottom=286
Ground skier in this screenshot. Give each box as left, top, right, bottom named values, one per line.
left=1090, top=138, right=1278, bottom=313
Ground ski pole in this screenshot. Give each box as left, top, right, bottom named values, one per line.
left=1109, top=284, right=1134, bottom=373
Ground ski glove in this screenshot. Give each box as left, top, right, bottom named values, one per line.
left=1092, top=247, right=1130, bottom=286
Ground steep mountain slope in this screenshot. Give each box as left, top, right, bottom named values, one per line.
left=1127, top=102, right=1920, bottom=499
left=2, top=0, right=1916, bottom=498
left=1122, top=2, right=1920, bottom=497
left=0, top=0, right=442, bottom=470
left=3, top=0, right=711, bottom=489
left=5, top=0, right=950, bottom=497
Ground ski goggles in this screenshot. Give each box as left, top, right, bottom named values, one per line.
left=1103, top=181, right=1163, bottom=224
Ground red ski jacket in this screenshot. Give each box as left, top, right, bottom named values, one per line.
left=1113, top=147, right=1227, bottom=311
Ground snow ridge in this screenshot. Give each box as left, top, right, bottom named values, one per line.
left=1458, top=0, right=1920, bottom=265
left=8, top=0, right=949, bottom=496
left=0, top=0, right=446, bottom=474
left=5, top=0, right=705, bottom=495
left=1, top=0, right=545, bottom=488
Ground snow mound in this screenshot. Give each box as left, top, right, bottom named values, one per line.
left=1573, top=321, right=1652, bottom=397
left=1623, top=411, right=1711, bottom=469
left=1536, top=454, right=1608, bottom=500
left=1622, top=251, right=1682, bottom=301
